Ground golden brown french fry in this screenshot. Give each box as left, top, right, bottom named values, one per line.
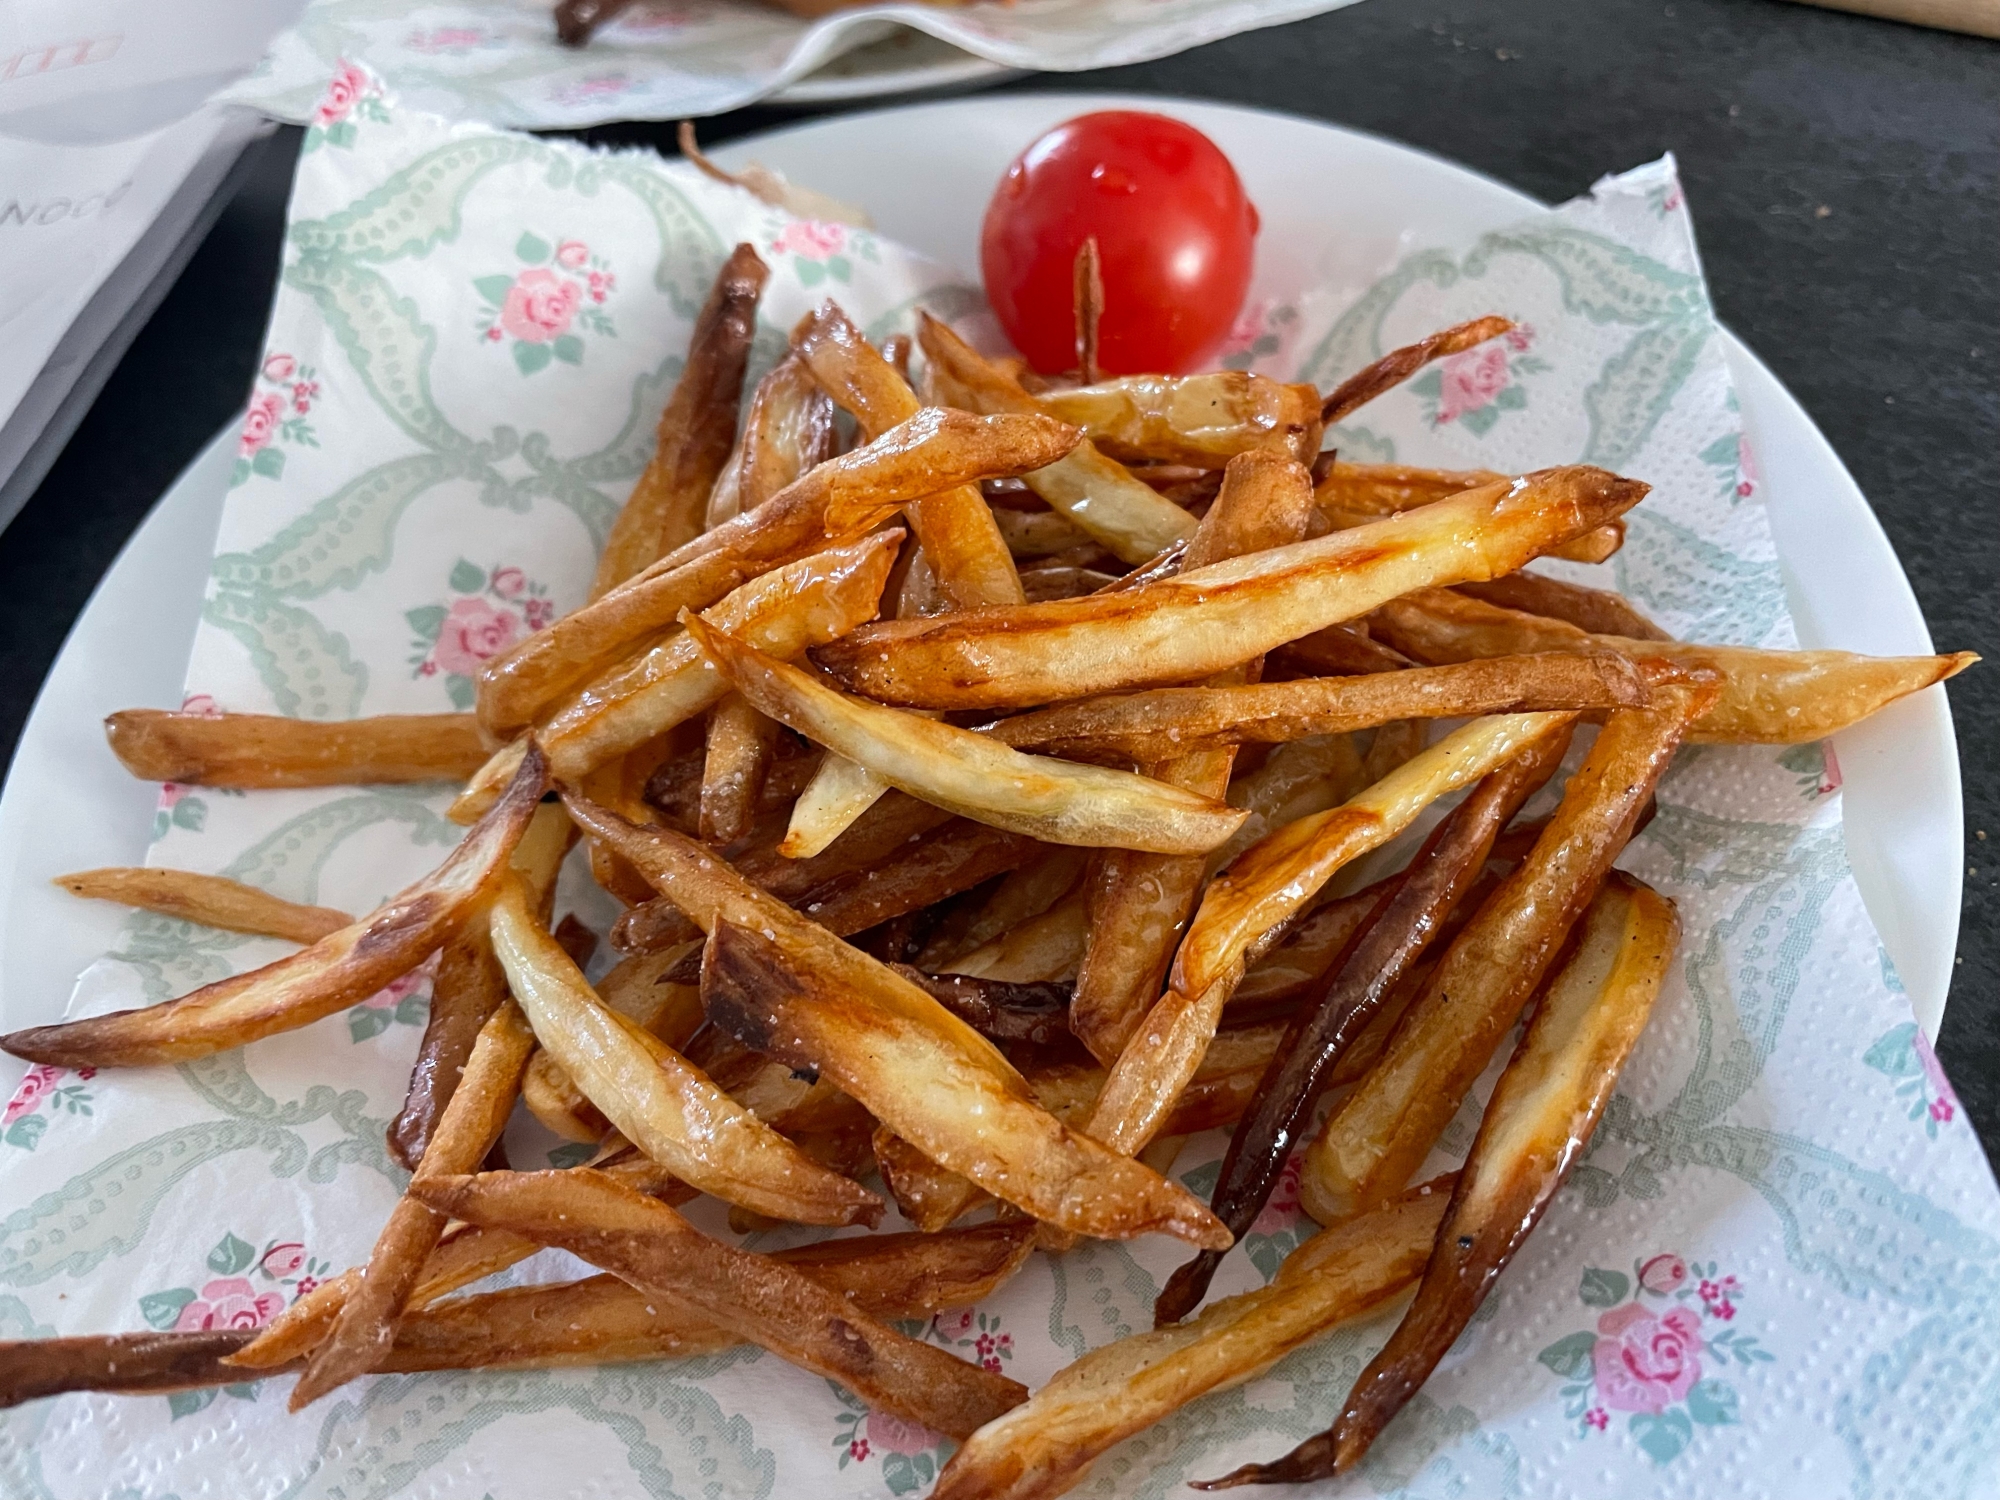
left=706, top=351, right=836, bottom=528
left=1368, top=587, right=1978, bottom=744
left=2, top=746, right=548, bottom=1069
left=411, top=1167, right=1026, bottom=1438
left=1315, top=461, right=1624, bottom=565
left=946, top=894, right=1089, bottom=982
left=1037, top=372, right=1322, bottom=468
left=288, top=998, right=539, bottom=1409
left=993, top=505, right=1094, bottom=560
left=1213, top=875, right=1678, bottom=1486
left=1069, top=450, right=1316, bottom=1063
left=564, top=794, right=1224, bottom=1245
left=930, top=1179, right=1455, bottom=1500
left=874, top=1126, right=991, bottom=1232
left=105, top=709, right=489, bottom=788
left=794, top=303, right=1026, bottom=609
left=1455, top=572, right=1669, bottom=640
left=592, top=244, right=766, bottom=596
left=54, top=867, right=351, bottom=945
left=683, top=612, right=1247, bottom=855
left=1210, top=733, right=1370, bottom=872
left=988, top=653, right=1651, bottom=761
left=915, top=845, right=1089, bottom=968
left=521, top=944, right=703, bottom=1142
left=1173, top=713, right=1576, bottom=1002
left=1319, top=316, right=1515, bottom=425
left=814, top=466, right=1648, bottom=709
left=698, top=694, right=780, bottom=845
left=491, top=875, right=881, bottom=1226
left=1301, top=684, right=1712, bottom=1224
left=917, top=313, right=1198, bottom=563
left=539, top=531, right=899, bottom=781
left=1269, top=622, right=1416, bottom=677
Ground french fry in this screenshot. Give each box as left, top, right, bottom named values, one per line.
left=1037, top=372, right=1322, bottom=469
left=706, top=351, right=836, bottom=528
left=993, top=505, right=1094, bottom=560
left=797, top=822, right=1041, bottom=940
left=1368, top=587, right=1978, bottom=744
left=1210, top=733, right=1369, bottom=872
left=699, top=694, right=780, bottom=845
left=448, top=737, right=528, bottom=824
left=915, top=845, right=1089, bottom=968
left=1072, top=236, right=1103, bottom=382
left=105, top=709, right=489, bottom=788
left=54, top=867, right=352, bottom=945
left=3, top=745, right=548, bottom=1069
left=1301, top=684, right=1713, bottom=1224
left=917, top=313, right=1198, bottom=563
left=592, top=244, right=766, bottom=596
left=491, top=875, right=881, bottom=1226
left=813, top=466, right=1648, bottom=709
left=892, top=968, right=1073, bottom=1047
left=0, top=1329, right=259, bottom=1408
left=1315, top=461, right=1624, bottom=565
left=780, top=752, right=894, bottom=859
left=411, top=1167, right=1026, bottom=1438
left=990, top=652, right=1648, bottom=761
left=1020, top=564, right=1120, bottom=602
left=874, top=1127, right=991, bottom=1232
left=1455, top=571, right=1669, bottom=640
left=945, top=894, right=1089, bottom=982
left=794, top=303, right=1026, bottom=609
left=1209, top=876, right=1678, bottom=1485
left=522, top=944, right=703, bottom=1142
left=1069, top=451, right=1316, bottom=1062
left=539, top=531, right=900, bottom=782
left=1153, top=735, right=1565, bottom=1325
left=930, top=1180, right=1455, bottom=1500
left=1269, top=622, right=1415, bottom=677
left=1318, top=316, right=1515, bottom=425
left=683, top=612, right=1247, bottom=855
left=1174, top=712, right=1577, bottom=1002
left=390, top=799, right=574, bottom=1168
left=288, top=998, right=539, bottom=1408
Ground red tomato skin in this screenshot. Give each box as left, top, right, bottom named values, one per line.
left=980, top=111, right=1259, bottom=376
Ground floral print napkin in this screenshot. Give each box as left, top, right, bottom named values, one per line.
left=1, top=71, right=1996, bottom=1500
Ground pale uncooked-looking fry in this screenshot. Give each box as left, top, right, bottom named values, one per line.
left=930, top=1180, right=1455, bottom=1500
left=540, top=531, right=900, bottom=781
left=1455, top=571, right=1669, bottom=640
left=1069, top=450, right=1316, bottom=1063
left=492, top=873, right=881, bottom=1225
left=54, top=868, right=352, bottom=945
left=781, top=751, right=893, bottom=859
left=2, top=745, right=548, bottom=1069
left=1319, top=316, right=1515, bottom=425
left=288, top=998, right=538, bottom=1408
left=1173, top=712, right=1578, bottom=1002
left=1315, top=461, right=1624, bottom=565
left=563, top=794, right=1225, bottom=1246
left=814, top=466, right=1648, bottom=710
left=1037, top=371, right=1322, bottom=468
left=794, top=302, right=1025, bottom=609
left=411, top=1167, right=1026, bottom=1439
left=683, top=612, right=1247, bottom=855
left=1368, top=587, right=1978, bottom=744
left=448, top=737, right=528, bottom=825
left=593, top=243, right=766, bottom=597
left=105, top=710, right=489, bottom=788
left=917, top=313, right=1197, bottom=563
left=706, top=351, right=835, bottom=528
left=1213, top=875, right=1678, bottom=1486
left=699, top=693, right=779, bottom=845
left=988, top=653, right=1651, bottom=761
left=1301, top=683, right=1714, bottom=1225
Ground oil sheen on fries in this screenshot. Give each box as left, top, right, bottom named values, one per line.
left=105, top=710, right=489, bottom=788
left=54, top=868, right=352, bottom=945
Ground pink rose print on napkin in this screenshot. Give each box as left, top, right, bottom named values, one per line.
left=1592, top=1303, right=1703, bottom=1414
left=138, top=1230, right=331, bottom=1415
left=866, top=1411, right=943, bottom=1457
left=1408, top=324, right=1545, bottom=436
left=3, top=1063, right=93, bottom=1149
left=173, top=1277, right=286, bottom=1332
left=1251, top=1152, right=1304, bottom=1235
left=833, top=1386, right=954, bottom=1493
left=232, top=354, right=320, bottom=487
left=771, top=219, right=872, bottom=287
left=348, top=956, right=436, bottom=1043
left=1863, top=1019, right=1961, bottom=1136
left=475, top=232, right=616, bottom=374
left=433, top=597, right=522, bottom=676
left=305, top=61, right=386, bottom=152
left=238, top=393, right=283, bottom=458
left=1638, top=1254, right=1687, bottom=1293
left=409, top=560, right=553, bottom=710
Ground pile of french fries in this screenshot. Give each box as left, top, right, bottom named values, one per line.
left=1, top=237, right=1974, bottom=1495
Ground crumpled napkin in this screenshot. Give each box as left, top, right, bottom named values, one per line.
left=1, top=69, right=1994, bottom=1500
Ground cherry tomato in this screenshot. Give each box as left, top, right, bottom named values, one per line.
left=980, top=111, right=1259, bottom=376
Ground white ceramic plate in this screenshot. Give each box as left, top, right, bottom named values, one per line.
left=0, top=96, right=1959, bottom=1100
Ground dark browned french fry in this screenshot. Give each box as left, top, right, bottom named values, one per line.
left=2, top=746, right=548, bottom=1069
left=706, top=351, right=836, bottom=529
left=1269, top=623, right=1415, bottom=677
left=814, top=467, right=1647, bottom=710
left=1455, top=572, right=1670, bottom=640
left=989, top=653, right=1651, bottom=762
left=1202, top=875, right=1678, bottom=1487
left=915, top=846, right=1087, bottom=969
left=54, top=867, right=352, bottom=945
left=1153, top=731, right=1566, bottom=1325
left=1070, top=450, right=1317, bottom=1064
left=1073, top=236, right=1103, bottom=383
left=553, top=0, right=635, bottom=46
left=799, top=822, right=1041, bottom=939
left=1319, top=316, right=1514, bottom=425
left=0, top=1329, right=259, bottom=1408
left=891, top=967, right=1072, bottom=1047
left=411, top=1167, right=1026, bottom=1438
left=699, top=694, right=780, bottom=845
left=105, top=710, right=489, bottom=788
left=592, top=244, right=766, bottom=596
left=1301, top=683, right=1714, bottom=1223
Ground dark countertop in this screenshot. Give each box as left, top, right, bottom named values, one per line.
left=4, top=0, right=1993, bottom=1157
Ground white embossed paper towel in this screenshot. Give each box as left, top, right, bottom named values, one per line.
left=218, top=0, right=1370, bottom=129
left=2, top=73, right=1997, bottom=1500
